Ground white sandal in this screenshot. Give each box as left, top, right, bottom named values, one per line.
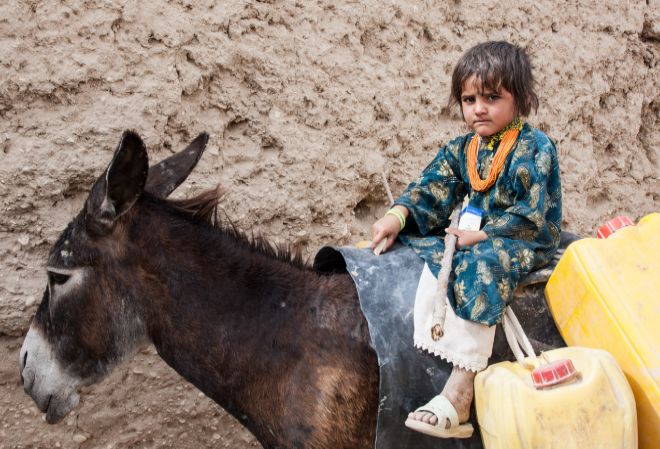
left=404, top=395, right=474, bottom=439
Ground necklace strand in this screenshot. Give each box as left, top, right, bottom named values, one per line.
left=485, top=117, right=523, bottom=150
left=467, top=124, right=521, bottom=192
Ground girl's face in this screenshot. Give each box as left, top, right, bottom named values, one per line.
left=461, top=75, right=517, bottom=137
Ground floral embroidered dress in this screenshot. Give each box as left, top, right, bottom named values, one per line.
left=395, top=122, right=562, bottom=326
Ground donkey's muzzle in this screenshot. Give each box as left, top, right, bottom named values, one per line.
left=19, top=326, right=81, bottom=424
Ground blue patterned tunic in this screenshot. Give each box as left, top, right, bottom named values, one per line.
left=395, top=123, right=562, bottom=326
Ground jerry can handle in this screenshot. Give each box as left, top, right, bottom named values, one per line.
left=502, top=307, right=581, bottom=388
left=502, top=307, right=537, bottom=369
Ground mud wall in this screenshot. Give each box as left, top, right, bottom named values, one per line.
left=1, top=1, right=658, bottom=448
left=1, top=0, right=658, bottom=344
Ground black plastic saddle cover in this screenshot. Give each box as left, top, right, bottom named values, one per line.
left=313, top=243, right=565, bottom=449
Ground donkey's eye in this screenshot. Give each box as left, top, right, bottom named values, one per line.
left=49, top=271, right=71, bottom=285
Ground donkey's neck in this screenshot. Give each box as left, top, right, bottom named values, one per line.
left=133, top=201, right=371, bottom=448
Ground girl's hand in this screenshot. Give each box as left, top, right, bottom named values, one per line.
left=445, top=228, right=488, bottom=249
left=371, top=206, right=408, bottom=254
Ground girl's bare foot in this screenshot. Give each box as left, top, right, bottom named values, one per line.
left=408, top=366, right=476, bottom=428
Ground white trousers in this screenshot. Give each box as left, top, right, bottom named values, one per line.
left=413, top=264, right=496, bottom=372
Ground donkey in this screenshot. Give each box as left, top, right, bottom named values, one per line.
left=20, top=131, right=570, bottom=449
left=19, top=131, right=379, bottom=449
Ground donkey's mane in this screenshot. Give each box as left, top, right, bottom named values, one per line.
left=166, top=186, right=309, bottom=270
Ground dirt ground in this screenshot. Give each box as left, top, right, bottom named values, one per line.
left=1, top=338, right=259, bottom=449
left=0, top=0, right=658, bottom=448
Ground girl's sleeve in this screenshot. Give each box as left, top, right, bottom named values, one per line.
left=482, top=137, right=562, bottom=243
left=394, top=141, right=466, bottom=236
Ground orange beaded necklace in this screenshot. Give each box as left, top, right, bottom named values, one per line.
left=467, top=123, right=521, bottom=192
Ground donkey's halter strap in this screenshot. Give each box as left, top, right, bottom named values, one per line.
left=467, top=127, right=520, bottom=192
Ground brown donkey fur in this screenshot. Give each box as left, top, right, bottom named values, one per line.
left=20, top=131, right=379, bottom=449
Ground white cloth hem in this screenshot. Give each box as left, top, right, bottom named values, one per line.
left=413, top=340, right=488, bottom=372
left=413, top=263, right=496, bottom=373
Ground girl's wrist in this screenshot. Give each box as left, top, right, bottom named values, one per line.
left=385, top=208, right=406, bottom=231
left=391, top=205, right=409, bottom=218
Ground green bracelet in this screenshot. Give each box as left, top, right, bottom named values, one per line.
left=385, top=209, right=406, bottom=231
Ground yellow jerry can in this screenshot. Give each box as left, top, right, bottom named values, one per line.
left=474, top=346, right=637, bottom=449
left=545, top=213, right=660, bottom=449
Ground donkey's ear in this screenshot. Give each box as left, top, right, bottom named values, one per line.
left=144, top=132, right=209, bottom=198
left=85, top=131, right=149, bottom=236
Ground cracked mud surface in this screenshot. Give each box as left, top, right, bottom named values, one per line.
left=1, top=1, right=658, bottom=448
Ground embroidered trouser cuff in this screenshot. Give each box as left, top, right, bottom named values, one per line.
left=413, top=264, right=496, bottom=372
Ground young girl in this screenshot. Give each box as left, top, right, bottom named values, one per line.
left=371, top=41, right=561, bottom=439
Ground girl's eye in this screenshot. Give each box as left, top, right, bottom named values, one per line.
left=487, top=94, right=500, bottom=101
left=49, top=272, right=70, bottom=286
left=462, top=96, right=475, bottom=103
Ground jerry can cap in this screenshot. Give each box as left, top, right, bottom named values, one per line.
left=596, top=216, right=634, bottom=239
left=531, top=359, right=578, bottom=389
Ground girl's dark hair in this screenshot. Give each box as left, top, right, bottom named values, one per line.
left=449, top=41, right=539, bottom=116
